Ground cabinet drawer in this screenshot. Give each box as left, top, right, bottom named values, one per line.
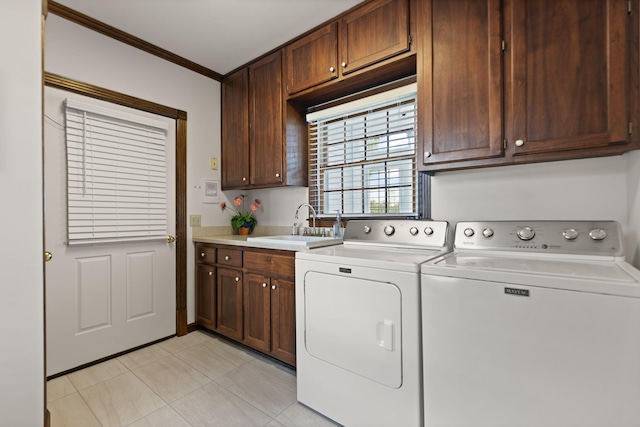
left=218, top=248, right=243, bottom=267
left=196, top=244, right=216, bottom=265
left=244, top=251, right=294, bottom=279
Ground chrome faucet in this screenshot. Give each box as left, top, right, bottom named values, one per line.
left=295, top=203, right=317, bottom=236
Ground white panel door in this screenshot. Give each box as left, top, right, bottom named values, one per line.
left=44, top=87, right=176, bottom=376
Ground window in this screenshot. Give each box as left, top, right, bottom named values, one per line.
left=308, top=83, right=417, bottom=218
left=65, top=99, right=169, bottom=244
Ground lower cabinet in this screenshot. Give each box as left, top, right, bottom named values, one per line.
left=195, top=243, right=296, bottom=366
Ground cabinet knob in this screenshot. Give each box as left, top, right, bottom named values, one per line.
left=341, top=61, right=347, bottom=67
left=242, top=177, right=247, bottom=181
left=424, top=151, right=432, bottom=161
left=271, top=285, right=276, bottom=290
left=275, top=173, right=280, bottom=178
left=329, top=66, right=335, bottom=72
left=235, top=276, right=240, bottom=282
left=208, top=271, right=213, bottom=276
left=262, top=283, right=267, bottom=288
left=225, top=255, right=230, bottom=260
left=515, top=139, right=525, bottom=147
left=201, top=252, right=206, bottom=257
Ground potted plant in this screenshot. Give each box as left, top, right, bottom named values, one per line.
left=221, top=194, right=260, bottom=235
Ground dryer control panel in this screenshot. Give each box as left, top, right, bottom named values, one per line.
left=343, top=220, right=449, bottom=249
left=454, top=221, right=623, bottom=258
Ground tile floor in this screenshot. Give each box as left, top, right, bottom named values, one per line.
left=47, top=330, right=340, bottom=427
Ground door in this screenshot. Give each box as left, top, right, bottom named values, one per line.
left=221, top=68, right=250, bottom=189
left=243, top=272, right=271, bottom=352
left=44, top=87, right=176, bottom=376
left=215, top=267, right=243, bottom=340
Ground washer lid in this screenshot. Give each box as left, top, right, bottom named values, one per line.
left=422, top=253, right=640, bottom=297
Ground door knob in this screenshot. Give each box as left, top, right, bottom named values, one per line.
left=44, top=251, right=53, bottom=262
left=167, top=235, right=176, bottom=243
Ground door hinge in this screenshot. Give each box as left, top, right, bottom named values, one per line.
left=629, top=0, right=633, bottom=15
left=503, top=139, right=507, bottom=149
left=630, top=121, right=634, bottom=135
left=408, top=34, right=413, bottom=45
left=501, top=40, right=506, bottom=52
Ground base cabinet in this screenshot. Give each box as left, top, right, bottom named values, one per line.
left=195, top=243, right=296, bottom=366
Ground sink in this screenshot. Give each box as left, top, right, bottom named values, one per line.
left=247, top=235, right=343, bottom=248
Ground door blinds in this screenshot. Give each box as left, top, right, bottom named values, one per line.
left=307, top=83, right=417, bottom=218
left=65, top=99, right=169, bottom=245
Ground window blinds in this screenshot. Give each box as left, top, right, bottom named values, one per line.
left=307, top=83, right=417, bottom=218
left=65, top=99, right=169, bottom=245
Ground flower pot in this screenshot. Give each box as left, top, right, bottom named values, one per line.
left=237, top=226, right=251, bottom=235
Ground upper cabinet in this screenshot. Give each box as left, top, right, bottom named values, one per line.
left=286, top=0, right=411, bottom=95
left=418, top=0, right=637, bottom=171
left=417, top=0, right=504, bottom=166
left=221, top=50, right=307, bottom=190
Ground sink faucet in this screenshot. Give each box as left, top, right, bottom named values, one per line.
left=295, top=203, right=317, bottom=236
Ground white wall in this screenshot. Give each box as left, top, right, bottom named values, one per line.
left=626, top=150, right=640, bottom=266
left=45, top=15, right=221, bottom=323
left=0, top=0, right=45, bottom=424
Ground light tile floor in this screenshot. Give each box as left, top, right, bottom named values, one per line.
left=47, top=330, right=340, bottom=427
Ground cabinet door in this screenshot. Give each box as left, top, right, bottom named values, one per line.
left=216, top=268, right=243, bottom=340
left=195, top=263, right=215, bottom=330
left=243, top=273, right=271, bottom=352
left=286, top=22, right=338, bottom=94
left=270, top=278, right=296, bottom=366
left=250, top=51, right=284, bottom=187
left=418, top=0, right=503, bottom=167
left=506, top=0, right=629, bottom=157
left=221, top=68, right=250, bottom=189
left=339, top=0, right=410, bottom=75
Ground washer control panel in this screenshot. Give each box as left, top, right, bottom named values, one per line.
left=343, top=219, right=449, bottom=249
left=454, top=221, right=623, bottom=257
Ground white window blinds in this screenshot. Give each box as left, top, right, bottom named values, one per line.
left=307, top=83, right=417, bottom=218
left=65, top=99, right=169, bottom=245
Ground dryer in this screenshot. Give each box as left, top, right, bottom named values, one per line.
left=421, top=221, right=640, bottom=427
left=296, top=219, right=450, bottom=427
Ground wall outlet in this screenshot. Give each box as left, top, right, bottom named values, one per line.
left=190, top=214, right=201, bottom=227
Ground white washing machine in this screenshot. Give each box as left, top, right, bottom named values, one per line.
left=421, top=221, right=640, bottom=427
left=296, top=219, right=451, bottom=427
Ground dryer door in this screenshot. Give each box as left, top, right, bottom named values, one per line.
left=303, top=271, right=402, bottom=388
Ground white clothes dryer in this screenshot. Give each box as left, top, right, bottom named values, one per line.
left=296, top=219, right=451, bottom=427
left=421, top=221, right=640, bottom=427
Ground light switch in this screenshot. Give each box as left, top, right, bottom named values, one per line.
left=190, top=215, right=201, bottom=227
left=210, top=157, right=218, bottom=170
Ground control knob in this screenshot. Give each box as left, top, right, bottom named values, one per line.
left=589, top=228, right=607, bottom=241
left=482, top=228, right=494, bottom=238
left=562, top=228, right=579, bottom=240
left=384, top=225, right=395, bottom=236
left=517, top=226, right=535, bottom=241
left=463, top=228, right=475, bottom=237
left=363, top=225, right=372, bottom=234
left=410, top=227, right=419, bottom=236
left=424, top=226, right=434, bottom=236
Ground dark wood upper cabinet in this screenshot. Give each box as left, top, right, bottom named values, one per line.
left=221, top=68, right=250, bottom=188
left=286, top=22, right=339, bottom=94
left=286, top=0, right=411, bottom=95
left=250, top=52, right=284, bottom=187
left=506, top=0, right=630, bottom=158
left=417, top=0, right=503, bottom=168
left=222, top=50, right=307, bottom=190
left=340, top=0, right=410, bottom=75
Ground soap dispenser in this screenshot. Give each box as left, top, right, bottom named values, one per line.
left=333, top=211, right=341, bottom=237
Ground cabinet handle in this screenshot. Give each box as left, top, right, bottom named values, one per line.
left=242, top=177, right=247, bottom=181
left=262, top=283, right=267, bottom=288
left=208, top=271, right=213, bottom=276
left=225, top=255, right=230, bottom=260
left=341, top=61, right=347, bottom=68
left=235, top=276, right=240, bottom=282
left=515, top=139, right=525, bottom=147
left=329, top=66, right=335, bottom=72
left=424, top=151, right=432, bottom=161
left=271, top=285, right=276, bottom=290
left=275, top=173, right=280, bottom=178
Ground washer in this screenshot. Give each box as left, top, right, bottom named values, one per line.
left=296, top=219, right=451, bottom=427
left=421, top=221, right=640, bottom=427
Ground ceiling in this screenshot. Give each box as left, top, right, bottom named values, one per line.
left=53, top=0, right=365, bottom=76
